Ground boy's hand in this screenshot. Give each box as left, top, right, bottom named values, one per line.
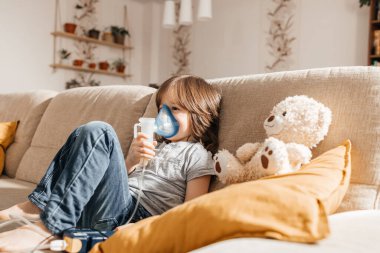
left=126, top=132, right=157, bottom=173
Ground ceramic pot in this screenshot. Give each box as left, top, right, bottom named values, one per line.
left=88, top=29, right=100, bottom=40
left=102, top=32, right=113, bottom=43
left=116, top=65, right=125, bottom=73
left=113, top=34, right=125, bottom=45
left=98, top=61, right=109, bottom=70
left=88, top=63, right=96, bottom=69
left=73, top=59, right=84, bottom=67
left=64, top=23, right=77, bottom=34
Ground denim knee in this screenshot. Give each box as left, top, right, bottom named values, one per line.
left=79, top=121, right=116, bottom=137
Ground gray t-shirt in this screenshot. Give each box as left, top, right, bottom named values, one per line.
left=128, top=141, right=215, bottom=215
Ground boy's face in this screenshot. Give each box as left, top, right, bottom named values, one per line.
left=159, top=92, right=192, bottom=142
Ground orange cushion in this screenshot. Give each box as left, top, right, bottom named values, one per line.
left=0, top=121, right=19, bottom=175
left=90, top=140, right=351, bottom=253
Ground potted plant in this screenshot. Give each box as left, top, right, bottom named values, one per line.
left=102, top=27, right=114, bottom=43
left=112, top=58, right=126, bottom=73
left=64, top=22, right=77, bottom=34
left=358, top=0, right=380, bottom=9
left=88, top=62, right=96, bottom=69
left=87, top=28, right=100, bottom=40
left=58, top=49, right=71, bottom=65
left=111, top=26, right=130, bottom=45
left=65, top=78, right=81, bottom=89
left=88, top=79, right=101, bottom=86
left=98, top=60, right=110, bottom=71
left=73, top=59, right=84, bottom=67
left=359, top=0, right=370, bottom=7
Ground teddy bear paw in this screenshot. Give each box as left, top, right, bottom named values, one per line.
left=255, top=137, right=291, bottom=177
left=214, top=150, right=230, bottom=175
left=214, top=149, right=245, bottom=184
left=260, top=146, right=273, bottom=169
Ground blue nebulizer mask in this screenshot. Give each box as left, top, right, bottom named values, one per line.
left=134, top=104, right=179, bottom=141
left=155, top=104, right=180, bottom=138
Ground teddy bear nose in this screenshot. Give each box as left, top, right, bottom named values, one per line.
left=267, top=115, right=275, bottom=122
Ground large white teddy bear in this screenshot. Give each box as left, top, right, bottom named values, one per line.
left=214, top=95, right=332, bottom=184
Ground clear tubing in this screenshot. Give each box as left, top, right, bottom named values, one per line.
left=0, top=215, right=43, bottom=235
left=0, top=214, right=55, bottom=253
left=125, top=161, right=146, bottom=225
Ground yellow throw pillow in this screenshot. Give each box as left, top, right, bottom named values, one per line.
left=0, top=121, right=19, bottom=175
left=90, top=140, right=351, bottom=253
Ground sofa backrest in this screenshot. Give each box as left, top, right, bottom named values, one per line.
left=211, top=66, right=380, bottom=212
left=0, top=90, right=57, bottom=177
left=15, top=85, right=155, bottom=184
left=144, top=66, right=380, bottom=212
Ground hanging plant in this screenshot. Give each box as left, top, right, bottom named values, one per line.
left=58, top=49, right=71, bottom=60
left=73, top=0, right=99, bottom=37
left=359, top=0, right=370, bottom=7
left=265, top=0, right=296, bottom=72
left=172, top=1, right=191, bottom=75
left=74, top=0, right=98, bottom=24
left=74, top=40, right=96, bottom=63
left=359, top=0, right=380, bottom=7
left=66, top=74, right=100, bottom=89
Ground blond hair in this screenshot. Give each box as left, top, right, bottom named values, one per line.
left=155, top=75, right=221, bottom=154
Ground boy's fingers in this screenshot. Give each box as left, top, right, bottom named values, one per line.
left=139, top=147, right=155, bottom=156
left=141, top=154, right=155, bottom=160
left=142, top=141, right=156, bottom=149
left=136, top=132, right=150, bottom=140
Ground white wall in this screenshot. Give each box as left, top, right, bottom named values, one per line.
left=0, top=0, right=154, bottom=93
left=0, top=0, right=371, bottom=92
left=297, top=0, right=368, bottom=69
left=154, top=0, right=370, bottom=82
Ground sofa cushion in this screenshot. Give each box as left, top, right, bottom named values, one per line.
left=0, top=90, right=57, bottom=177
left=191, top=210, right=380, bottom=253
left=0, top=175, right=36, bottom=210
left=89, top=141, right=350, bottom=253
left=0, top=121, right=19, bottom=175
left=15, top=85, right=155, bottom=184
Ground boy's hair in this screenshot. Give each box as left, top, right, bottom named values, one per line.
left=155, top=75, right=221, bottom=154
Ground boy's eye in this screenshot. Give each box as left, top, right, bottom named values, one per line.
left=171, top=106, right=179, bottom=111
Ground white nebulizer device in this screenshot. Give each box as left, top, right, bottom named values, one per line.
left=128, top=104, right=179, bottom=223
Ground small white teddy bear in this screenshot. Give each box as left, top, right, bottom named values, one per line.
left=214, top=95, right=332, bottom=184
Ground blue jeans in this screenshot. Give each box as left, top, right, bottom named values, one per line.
left=28, top=121, right=151, bottom=235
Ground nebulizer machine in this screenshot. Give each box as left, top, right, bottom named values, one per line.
left=0, top=104, right=179, bottom=253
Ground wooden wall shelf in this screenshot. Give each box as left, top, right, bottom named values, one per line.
left=51, top=32, right=133, bottom=50
left=51, top=0, right=132, bottom=82
left=50, top=64, right=130, bottom=78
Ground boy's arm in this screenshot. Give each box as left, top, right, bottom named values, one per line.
left=184, top=175, right=211, bottom=202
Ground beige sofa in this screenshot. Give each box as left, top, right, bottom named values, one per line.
left=1, top=66, right=380, bottom=252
